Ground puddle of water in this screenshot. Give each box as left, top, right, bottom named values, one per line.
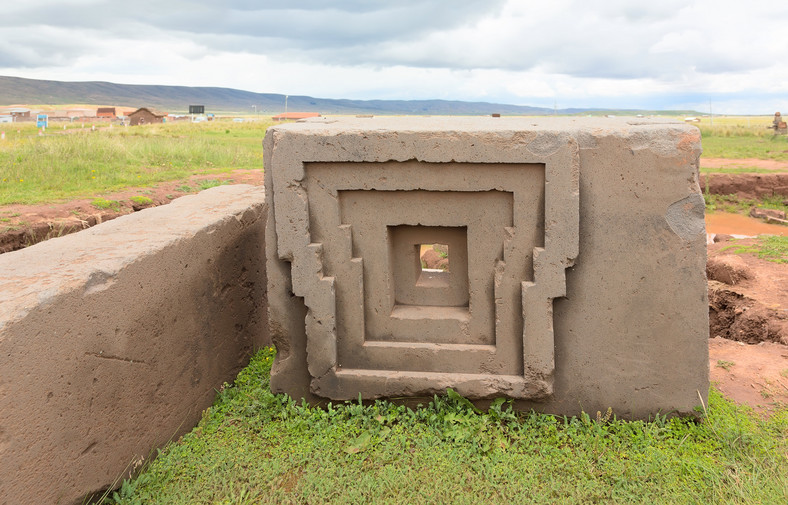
left=706, top=212, right=787, bottom=237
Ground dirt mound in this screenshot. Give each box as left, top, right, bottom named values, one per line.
left=421, top=249, right=449, bottom=270
left=709, top=337, right=788, bottom=416
left=707, top=255, right=752, bottom=285
left=701, top=173, right=788, bottom=200
left=708, top=282, right=787, bottom=344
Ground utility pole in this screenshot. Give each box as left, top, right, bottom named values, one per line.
left=252, top=104, right=257, bottom=118
left=709, top=100, right=713, bottom=127
left=285, top=95, right=289, bottom=117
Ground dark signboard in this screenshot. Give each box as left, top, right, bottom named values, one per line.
left=189, top=105, right=205, bottom=114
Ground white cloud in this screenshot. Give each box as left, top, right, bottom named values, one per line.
left=1, top=0, right=787, bottom=113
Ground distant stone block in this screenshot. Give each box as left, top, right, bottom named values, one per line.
left=265, top=117, right=707, bottom=418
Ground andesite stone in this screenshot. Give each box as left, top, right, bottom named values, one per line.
left=265, top=116, right=708, bottom=419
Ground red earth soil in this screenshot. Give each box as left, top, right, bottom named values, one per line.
left=707, top=237, right=788, bottom=414
left=701, top=173, right=788, bottom=200
left=701, top=157, right=788, bottom=171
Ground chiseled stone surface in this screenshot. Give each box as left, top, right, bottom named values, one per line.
left=0, top=185, right=269, bottom=505
left=266, top=117, right=707, bottom=418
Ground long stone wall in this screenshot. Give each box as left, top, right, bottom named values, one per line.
left=0, top=185, right=269, bottom=505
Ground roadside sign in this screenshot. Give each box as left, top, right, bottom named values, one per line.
left=36, top=114, right=48, bottom=128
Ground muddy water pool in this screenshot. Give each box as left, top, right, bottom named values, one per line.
left=706, top=212, right=787, bottom=237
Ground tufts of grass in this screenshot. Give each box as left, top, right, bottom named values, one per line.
left=129, top=195, right=153, bottom=206
left=704, top=193, right=788, bottom=216
left=197, top=179, right=226, bottom=191
left=91, top=197, right=121, bottom=211
left=716, top=360, right=736, bottom=371
left=103, top=348, right=788, bottom=505
left=720, top=236, right=788, bottom=263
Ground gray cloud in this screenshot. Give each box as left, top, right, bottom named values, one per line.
left=1, top=0, right=786, bottom=89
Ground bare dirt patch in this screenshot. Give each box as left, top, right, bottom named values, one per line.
left=0, top=169, right=264, bottom=254
left=701, top=157, right=788, bottom=171
left=709, top=337, right=788, bottom=416
left=707, top=237, right=788, bottom=414
left=707, top=238, right=788, bottom=345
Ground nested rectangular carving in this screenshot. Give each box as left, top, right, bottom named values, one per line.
left=303, top=163, right=544, bottom=374
left=272, top=148, right=578, bottom=400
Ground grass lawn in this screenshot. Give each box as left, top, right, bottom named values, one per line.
left=101, top=348, right=788, bottom=505
left=0, top=119, right=273, bottom=205
left=2, top=116, right=786, bottom=207
left=704, top=193, right=788, bottom=216
left=696, top=118, right=788, bottom=161
left=717, top=235, right=788, bottom=264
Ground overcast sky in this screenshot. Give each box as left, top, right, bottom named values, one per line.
left=2, top=0, right=787, bottom=114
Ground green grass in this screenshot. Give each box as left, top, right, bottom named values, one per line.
left=91, top=197, right=121, bottom=211
left=704, top=193, right=788, bottom=215
left=698, top=120, right=788, bottom=161
left=129, top=195, right=153, bottom=206
left=102, top=348, right=788, bottom=505
left=699, top=166, right=780, bottom=174
left=720, top=236, right=788, bottom=264
left=197, top=179, right=227, bottom=191
left=0, top=120, right=273, bottom=205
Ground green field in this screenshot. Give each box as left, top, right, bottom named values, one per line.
left=100, top=348, right=788, bottom=505
left=696, top=117, right=788, bottom=160
left=0, top=119, right=273, bottom=205
left=2, top=116, right=786, bottom=207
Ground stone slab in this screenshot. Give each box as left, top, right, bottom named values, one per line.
left=0, top=185, right=269, bottom=505
left=265, top=117, right=708, bottom=418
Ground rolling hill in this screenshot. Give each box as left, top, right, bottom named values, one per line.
left=0, top=75, right=698, bottom=116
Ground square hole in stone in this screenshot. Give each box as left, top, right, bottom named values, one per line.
left=389, top=226, right=468, bottom=308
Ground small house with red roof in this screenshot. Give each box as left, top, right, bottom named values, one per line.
left=96, top=107, right=117, bottom=119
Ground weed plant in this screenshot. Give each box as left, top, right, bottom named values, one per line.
left=0, top=120, right=273, bottom=205
left=105, top=348, right=788, bottom=505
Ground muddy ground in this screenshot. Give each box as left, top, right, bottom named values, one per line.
left=707, top=237, right=788, bottom=414
left=1, top=167, right=787, bottom=414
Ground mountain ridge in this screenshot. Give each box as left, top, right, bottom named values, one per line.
left=0, top=75, right=699, bottom=116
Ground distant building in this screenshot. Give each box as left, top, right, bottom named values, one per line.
left=272, top=112, right=321, bottom=121
left=128, top=108, right=167, bottom=126
left=96, top=107, right=117, bottom=119
left=66, top=109, right=92, bottom=119
left=6, top=108, right=31, bottom=121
